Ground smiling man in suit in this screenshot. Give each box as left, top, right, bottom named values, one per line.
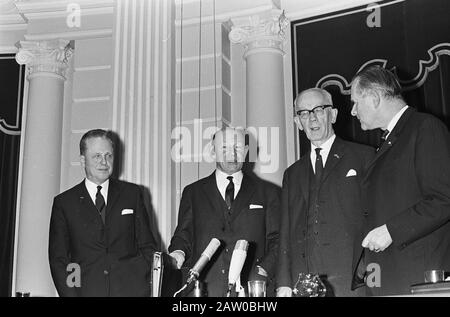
left=351, top=66, right=450, bottom=295
left=276, top=88, right=374, bottom=297
left=49, top=129, right=158, bottom=297
left=168, top=127, right=280, bottom=296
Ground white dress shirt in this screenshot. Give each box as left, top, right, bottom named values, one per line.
left=215, top=169, right=243, bottom=200
left=85, top=178, right=109, bottom=205
left=310, top=134, right=336, bottom=173
left=384, top=105, right=409, bottom=139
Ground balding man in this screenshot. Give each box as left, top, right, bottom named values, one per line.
left=276, top=88, right=374, bottom=297
left=351, top=66, right=450, bottom=295
left=168, top=127, right=280, bottom=297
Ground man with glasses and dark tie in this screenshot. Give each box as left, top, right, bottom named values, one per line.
left=277, top=88, right=374, bottom=297
left=350, top=66, right=450, bottom=296
left=168, top=127, right=280, bottom=296
left=49, top=129, right=158, bottom=296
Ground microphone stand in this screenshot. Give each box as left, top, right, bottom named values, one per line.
left=173, top=269, right=198, bottom=297
left=226, top=284, right=234, bottom=297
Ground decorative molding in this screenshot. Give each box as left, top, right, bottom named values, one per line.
left=24, top=7, right=114, bottom=21
left=73, top=96, right=110, bottom=103
left=399, top=43, right=450, bottom=90
left=229, top=10, right=289, bottom=57
left=15, top=39, right=74, bottom=79
left=176, top=84, right=221, bottom=94
left=24, top=29, right=113, bottom=41
left=74, top=65, right=111, bottom=72
left=14, top=0, right=115, bottom=14
left=287, top=0, right=387, bottom=23
left=0, top=45, right=18, bottom=53
left=174, top=4, right=273, bottom=27
left=176, top=53, right=222, bottom=63
left=316, top=59, right=387, bottom=95
left=0, top=23, right=27, bottom=31
left=316, top=43, right=450, bottom=94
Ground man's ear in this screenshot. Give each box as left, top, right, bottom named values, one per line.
left=210, top=143, right=216, bottom=160
left=294, top=116, right=304, bottom=131
left=330, top=108, right=338, bottom=124
left=370, top=90, right=381, bottom=109
left=80, top=155, right=86, bottom=168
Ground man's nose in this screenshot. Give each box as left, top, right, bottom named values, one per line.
left=309, top=112, right=318, bottom=121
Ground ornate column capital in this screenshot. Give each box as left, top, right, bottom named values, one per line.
left=228, top=10, right=289, bottom=57
left=15, top=39, right=74, bottom=79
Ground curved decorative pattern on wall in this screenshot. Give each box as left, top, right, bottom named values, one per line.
left=315, top=43, right=450, bottom=94
left=0, top=61, right=24, bottom=136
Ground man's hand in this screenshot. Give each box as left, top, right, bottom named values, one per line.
left=276, top=287, right=292, bottom=297
left=169, top=250, right=185, bottom=269
left=362, top=224, right=393, bottom=252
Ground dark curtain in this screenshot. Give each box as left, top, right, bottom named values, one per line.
left=0, top=55, right=24, bottom=297
left=291, top=0, right=450, bottom=156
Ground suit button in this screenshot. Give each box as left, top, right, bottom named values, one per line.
left=301, top=253, right=305, bottom=258
left=363, top=212, right=369, bottom=216
left=225, top=248, right=229, bottom=253
left=314, top=231, right=318, bottom=235
left=221, top=270, right=225, bottom=274
left=103, top=270, right=109, bottom=275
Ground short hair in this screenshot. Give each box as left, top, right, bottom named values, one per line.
left=79, top=129, right=115, bottom=155
left=294, top=88, right=333, bottom=107
left=352, top=65, right=403, bottom=100
left=212, top=126, right=249, bottom=146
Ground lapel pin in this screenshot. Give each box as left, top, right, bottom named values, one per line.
left=334, top=154, right=340, bottom=159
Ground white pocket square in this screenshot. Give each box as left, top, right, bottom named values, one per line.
left=346, top=169, right=357, bottom=177
left=249, top=204, right=263, bottom=209
left=121, top=208, right=134, bottom=215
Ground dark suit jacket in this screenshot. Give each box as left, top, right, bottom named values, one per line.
left=363, top=107, right=450, bottom=296
left=168, top=172, right=280, bottom=297
left=49, top=178, right=158, bottom=297
left=277, top=137, right=374, bottom=296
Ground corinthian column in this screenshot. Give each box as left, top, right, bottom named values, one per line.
left=14, top=39, right=73, bottom=297
left=229, top=10, right=289, bottom=186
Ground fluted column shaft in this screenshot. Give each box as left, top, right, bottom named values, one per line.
left=14, top=39, right=73, bottom=297
left=230, top=11, right=289, bottom=186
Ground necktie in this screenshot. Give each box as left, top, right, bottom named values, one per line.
left=96, top=185, right=106, bottom=224
left=315, top=148, right=324, bottom=183
left=225, top=176, right=234, bottom=210
left=377, top=129, right=390, bottom=151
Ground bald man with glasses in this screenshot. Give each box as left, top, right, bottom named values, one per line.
left=276, top=88, right=374, bottom=297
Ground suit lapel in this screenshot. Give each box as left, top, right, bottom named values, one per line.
left=298, top=155, right=311, bottom=205
left=76, top=180, right=103, bottom=225
left=201, top=172, right=225, bottom=217
left=364, top=107, right=414, bottom=182
left=106, top=178, right=121, bottom=222
left=320, top=137, right=344, bottom=185
left=230, top=174, right=256, bottom=223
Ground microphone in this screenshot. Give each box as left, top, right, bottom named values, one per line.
left=227, top=240, right=249, bottom=294
left=186, top=238, right=221, bottom=285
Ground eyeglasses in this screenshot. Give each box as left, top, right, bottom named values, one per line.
left=296, top=105, right=333, bottom=120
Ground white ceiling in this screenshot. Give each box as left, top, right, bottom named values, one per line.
left=1, top=0, right=383, bottom=27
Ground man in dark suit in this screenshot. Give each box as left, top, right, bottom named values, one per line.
left=276, top=88, right=374, bottom=297
left=350, top=66, right=450, bottom=296
left=168, top=127, right=280, bottom=297
left=49, top=129, right=158, bottom=296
